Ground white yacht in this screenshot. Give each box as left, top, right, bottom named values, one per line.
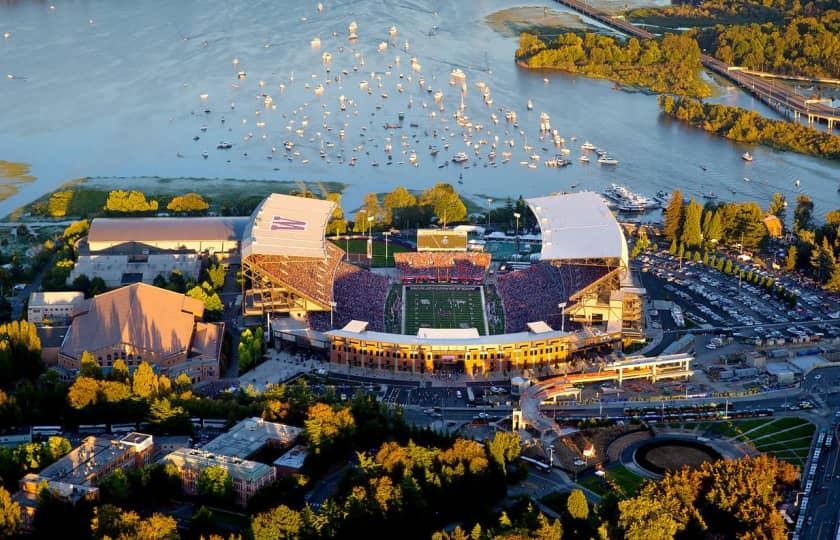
left=597, top=155, right=619, bottom=165
left=581, top=141, right=597, bottom=151
left=452, top=152, right=469, bottom=163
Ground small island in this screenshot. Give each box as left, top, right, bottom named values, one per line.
left=515, top=32, right=711, bottom=98
left=659, top=95, right=840, bottom=160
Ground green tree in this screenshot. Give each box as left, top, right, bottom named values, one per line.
left=104, top=191, right=158, bottom=213
left=663, top=190, right=684, bottom=242
left=197, top=465, right=233, bottom=502
left=794, top=194, right=814, bottom=232
left=79, top=351, right=102, bottom=379
left=325, top=192, right=348, bottom=236
left=109, top=359, right=130, bottom=382
left=382, top=186, right=418, bottom=225
left=567, top=488, right=589, bottom=520
left=785, top=245, right=798, bottom=271
left=166, top=193, right=209, bottom=213
left=304, top=403, right=356, bottom=453
left=419, top=183, right=467, bottom=224
left=132, top=362, right=159, bottom=399
left=206, top=264, right=226, bottom=290
left=0, top=486, right=21, bottom=537
left=42, top=436, right=71, bottom=464
left=186, top=283, right=224, bottom=317
left=68, top=376, right=100, bottom=409
left=251, top=504, right=304, bottom=540
left=487, top=431, right=521, bottom=473
left=680, top=197, right=703, bottom=248
left=768, top=192, right=787, bottom=221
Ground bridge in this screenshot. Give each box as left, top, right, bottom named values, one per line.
left=551, top=0, right=839, bottom=129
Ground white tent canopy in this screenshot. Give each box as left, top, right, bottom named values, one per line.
left=526, top=192, right=628, bottom=265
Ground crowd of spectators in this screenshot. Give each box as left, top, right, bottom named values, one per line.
left=496, top=262, right=612, bottom=332
left=309, top=262, right=391, bottom=331
left=247, top=243, right=344, bottom=307
left=394, top=252, right=491, bottom=284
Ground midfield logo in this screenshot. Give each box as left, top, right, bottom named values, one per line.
left=270, top=216, right=307, bottom=231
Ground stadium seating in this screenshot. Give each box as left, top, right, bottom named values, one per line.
left=247, top=243, right=345, bottom=308
left=496, top=262, right=612, bottom=332
left=394, top=252, right=491, bottom=284
left=309, top=262, right=391, bottom=331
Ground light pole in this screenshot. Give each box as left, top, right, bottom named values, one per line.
left=513, top=212, right=521, bottom=257
left=367, top=215, right=374, bottom=261
left=383, top=231, right=391, bottom=266
left=487, top=198, right=493, bottom=228
left=558, top=302, right=567, bottom=333
left=330, top=301, right=337, bottom=328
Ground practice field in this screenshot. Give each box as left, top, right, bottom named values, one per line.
left=402, top=286, right=488, bottom=335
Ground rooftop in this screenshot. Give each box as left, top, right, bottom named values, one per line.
left=201, top=417, right=302, bottom=459
left=241, top=194, right=336, bottom=259
left=273, top=445, right=309, bottom=470
left=36, top=433, right=152, bottom=486
left=163, top=448, right=275, bottom=483
left=88, top=217, right=249, bottom=246
left=526, top=192, right=628, bottom=264
left=60, top=283, right=205, bottom=361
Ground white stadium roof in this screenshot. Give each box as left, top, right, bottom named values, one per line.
left=526, top=192, right=627, bottom=264
left=241, top=194, right=336, bottom=259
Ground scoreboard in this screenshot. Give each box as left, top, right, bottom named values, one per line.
left=416, top=229, right=468, bottom=252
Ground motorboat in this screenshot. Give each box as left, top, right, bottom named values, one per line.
left=597, top=155, right=618, bottom=165
left=579, top=155, right=590, bottom=163
left=742, top=152, right=753, bottom=162
left=452, top=152, right=469, bottom=163
left=581, top=141, right=597, bottom=151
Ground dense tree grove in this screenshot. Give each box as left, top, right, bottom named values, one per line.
left=516, top=32, right=710, bottom=98
left=618, top=455, right=797, bottom=539
left=349, top=183, right=468, bottom=232
left=702, top=11, right=840, bottom=78
left=660, top=96, right=840, bottom=159
left=166, top=192, right=209, bottom=214
left=104, top=190, right=159, bottom=213
left=0, top=320, right=42, bottom=387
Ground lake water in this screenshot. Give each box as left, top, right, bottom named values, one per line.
left=0, top=0, right=838, bottom=218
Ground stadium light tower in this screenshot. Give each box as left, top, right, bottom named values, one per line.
left=487, top=198, right=493, bottom=227
left=330, top=301, right=337, bottom=328
left=367, top=215, right=375, bottom=260
left=383, top=231, right=391, bottom=265
left=558, top=302, right=567, bottom=333
left=513, top=212, right=521, bottom=256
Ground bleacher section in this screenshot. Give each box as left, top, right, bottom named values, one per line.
left=496, top=262, right=612, bottom=332
left=246, top=242, right=345, bottom=310
left=309, top=263, right=391, bottom=332
left=394, top=252, right=491, bottom=284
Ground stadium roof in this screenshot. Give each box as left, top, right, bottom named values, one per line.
left=526, top=192, right=628, bottom=264
left=60, top=283, right=204, bottom=361
left=88, top=217, right=249, bottom=244
left=242, top=194, right=335, bottom=259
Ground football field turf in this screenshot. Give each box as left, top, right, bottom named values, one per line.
left=402, top=285, right=488, bottom=335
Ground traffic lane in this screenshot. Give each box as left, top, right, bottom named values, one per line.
left=802, top=436, right=840, bottom=540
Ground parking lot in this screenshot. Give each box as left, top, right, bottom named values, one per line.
left=637, top=251, right=840, bottom=341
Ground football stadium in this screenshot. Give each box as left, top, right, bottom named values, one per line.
left=240, top=191, right=646, bottom=375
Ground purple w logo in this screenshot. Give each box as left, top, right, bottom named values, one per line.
left=270, top=216, right=307, bottom=231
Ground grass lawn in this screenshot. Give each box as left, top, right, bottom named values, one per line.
left=403, top=285, right=487, bottom=335
left=330, top=237, right=410, bottom=267
left=579, top=464, right=646, bottom=498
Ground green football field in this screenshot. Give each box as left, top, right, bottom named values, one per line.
left=402, top=286, right=488, bottom=335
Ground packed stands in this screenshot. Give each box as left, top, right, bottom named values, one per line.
left=394, top=252, right=491, bottom=284
left=496, top=262, right=612, bottom=332
left=246, top=242, right=344, bottom=309
left=309, top=263, right=391, bottom=331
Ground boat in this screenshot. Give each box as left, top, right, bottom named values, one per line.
left=527, top=99, right=533, bottom=110
left=579, top=155, right=590, bottom=163
left=603, top=184, right=659, bottom=212
left=581, top=141, right=597, bottom=151
left=216, top=142, right=233, bottom=149
left=597, top=155, right=619, bottom=165
left=794, top=178, right=801, bottom=187
left=702, top=191, right=718, bottom=200
left=742, top=152, right=753, bottom=162
left=452, top=152, right=469, bottom=163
